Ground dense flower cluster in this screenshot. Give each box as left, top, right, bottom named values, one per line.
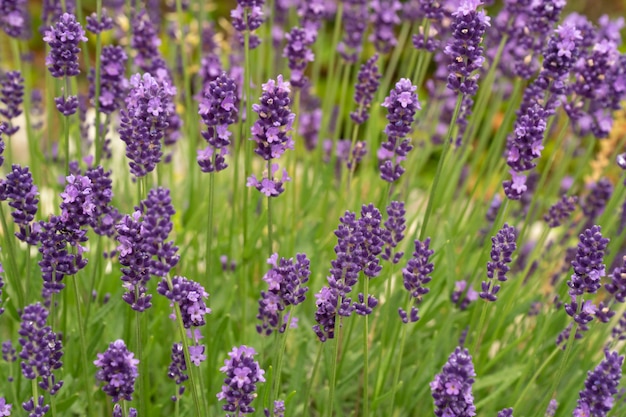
left=119, top=73, right=176, bottom=178
left=167, top=343, right=188, bottom=401
left=351, top=54, right=381, bottom=125
left=0, top=70, right=24, bottom=136
left=43, top=13, right=86, bottom=78
left=400, top=238, right=434, bottom=323
left=116, top=187, right=179, bottom=311
left=157, top=276, right=211, bottom=329
left=197, top=72, right=239, bottom=173
left=85, top=9, right=114, bottom=34
left=452, top=280, right=478, bottom=310
left=381, top=200, right=406, bottom=264
left=480, top=224, right=517, bottom=302
left=247, top=76, right=295, bottom=197
left=583, top=178, right=613, bottom=222
left=431, top=346, right=476, bottom=417
left=89, top=45, right=128, bottom=115
left=217, top=345, right=265, bottom=415
left=94, top=339, right=139, bottom=402
left=0, top=164, right=39, bottom=244
left=18, top=303, right=63, bottom=395
left=444, top=0, right=490, bottom=96
left=0, top=0, right=29, bottom=38
left=573, top=350, right=623, bottom=417
left=313, top=205, right=385, bottom=341
left=338, top=0, right=368, bottom=63
left=0, top=397, right=11, bottom=416
left=257, top=253, right=310, bottom=335
left=379, top=78, right=420, bottom=183
left=283, top=27, right=315, bottom=88
left=544, top=194, right=578, bottom=227
left=369, top=0, right=401, bottom=54
left=231, top=0, right=265, bottom=49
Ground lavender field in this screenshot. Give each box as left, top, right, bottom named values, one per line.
left=1, top=0, right=626, bottom=416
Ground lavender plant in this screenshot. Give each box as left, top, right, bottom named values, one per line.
left=0, top=2, right=625, bottom=417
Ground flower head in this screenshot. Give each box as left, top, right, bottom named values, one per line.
left=217, top=345, right=265, bottom=415
left=43, top=13, right=87, bottom=78
left=94, top=339, right=139, bottom=402
left=431, top=346, right=477, bottom=417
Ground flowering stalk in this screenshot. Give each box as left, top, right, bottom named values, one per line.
left=92, top=0, right=104, bottom=164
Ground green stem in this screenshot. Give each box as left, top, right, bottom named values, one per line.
left=303, top=343, right=324, bottom=417
left=327, top=316, right=343, bottom=417
left=272, top=304, right=296, bottom=413
left=71, top=275, right=96, bottom=415
left=93, top=0, right=104, bottom=165
left=268, top=162, right=274, bottom=258
left=0, top=204, right=25, bottom=308
left=206, top=170, right=215, bottom=279
left=135, top=311, right=146, bottom=416
left=418, top=94, right=464, bottom=240
left=511, top=345, right=560, bottom=412
left=362, top=279, right=370, bottom=417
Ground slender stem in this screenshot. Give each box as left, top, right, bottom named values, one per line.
left=63, top=76, right=72, bottom=174
left=303, top=343, right=324, bottom=417
left=268, top=161, right=274, bottom=258
left=327, top=315, right=343, bottom=417
left=389, top=298, right=411, bottom=410
left=272, top=304, right=296, bottom=412
left=206, top=170, right=215, bottom=279
left=362, top=280, right=370, bottom=417
left=0, top=204, right=25, bottom=308
left=71, top=275, right=96, bottom=415
left=243, top=23, right=253, bottom=257
left=135, top=310, right=146, bottom=416
left=419, top=94, right=464, bottom=240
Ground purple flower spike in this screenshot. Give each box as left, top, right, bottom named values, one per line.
left=168, top=343, right=189, bottom=401
left=399, top=238, right=434, bottom=323
left=85, top=9, right=113, bottom=34
left=431, top=346, right=477, bottom=417
left=351, top=54, right=381, bottom=125
left=338, top=0, right=368, bottom=63
left=0, top=164, right=39, bottom=244
left=119, top=73, right=176, bottom=178
left=217, top=345, right=265, bottom=415
left=231, top=0, right=265, bottom=49
left=18, top=303, right=63, bottom=395
left=284, top=27, right=315, bottom=88
left=497, top=409, right=513, bottom=417
left=444, top=0, right=490, bottom=96
left=369, top=0, right=401, bottom=54
left=43, top=13, right=86, bottom=78
left=89, top=45, right=128, bottom=115
left=22, top=395, right=49, bottom=417
left=248, top=75, right=295, bottom=197
left=0, top=0, right=29, bottom=38
left=0, top=397, right=11, bottom=416
left=379, top=78, right=420, bottom=183
left=0, top=71, right=24, bottom=136
left=198, top=72, right=239, bottom=173
left=480, top=224, right=517, bottom=302
left=545, top=399, right=558, bottom=416
left=573, top=350, right=623, bottom=417
left=544, top=195, right=577, bottom=228
left=157, top=276, right=211, bottom=329
left=452, top=280, right=478, bottom=310
left=567, top=225, right=609, bottom=297
left=94, top=340, right=139, bottom=403
left=256, top=253, right=310, bottom=335
left=382, top=200, right=406, bottom=264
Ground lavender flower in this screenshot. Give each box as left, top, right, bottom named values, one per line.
left=217, top=345, right=265, bottom=415
left=0, top=0, right=29, bottom=38
left=89, top=45, right=128, bottom=115
left=379, top=78, right=420, bottom=183
left=18, top=303, right=63, bottom=395
left=431, top=346, right=477, bottom=417
left=544, top=195, right=578, bottom=227
left=0, top=71, right=24, bottom=136
left=583, top=178, right=613, bottom=222
left=264, top=400, right=285, bottom=417
left=257, top=253, right=310, bottom=335
left=197, top=72, right=239, bottom=173
left=399, top=238, right=434, bottom=323
left=369, top=0, right=401, bottom=54
left=283, top=27, right=315, bottom=88
left=497, top=409, right=513, bottom=417
left=313, top=205, right=385, bottom=340
left=113, top=404, right=137, bottom=417
left=452, top=280, right=478, bottom=310
left=85, top=9, right=114, bottom=34
left=247, top=75, right=295, bottom=197
left=119, top=73, right=176, bottom=178
left=22, top=396, right=49, bottom=417
left=382, top=200, right=406, bottom=264
left=157, top=276, right=211, bottom=329
left=573, top=350, right=623, bottom=417
left=444, top=0, right=490, bottom=97
left=545, top=399, right=558, bottom=416
left=0, top=398, right=11, bottom=416
left=168, top=343, right=188, bottom=401
left=0, top=164, right=39, bottom=244
left=480, top=224, right=517, bottom=302
left=338, top=0, right=368, bottom=63
left=94, top=340, right=139, bottom=403
left=231, top=0, right=265, bottom=49
left=85, top=166, right=120, bottom=237
left=351, top=54, right=381, bottom=125
left=567, top=225, right=609, bottom=297
left=0, top=264, right=4, bottom=316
